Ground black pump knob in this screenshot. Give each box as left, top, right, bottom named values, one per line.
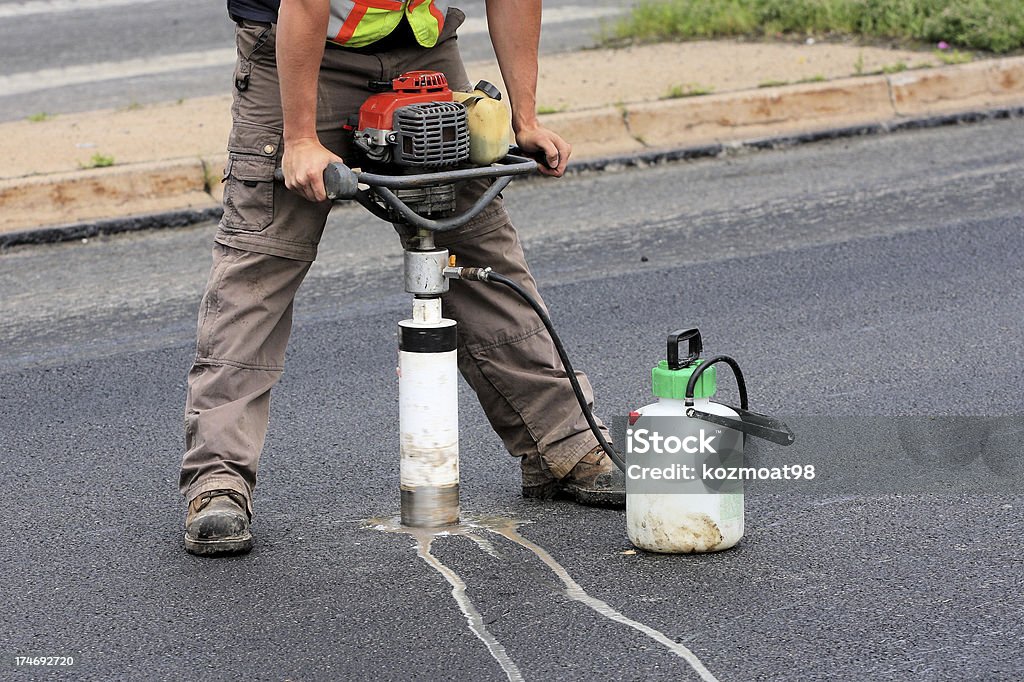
left=667, top=328, right=702, bottom=370
left=474, top=80, right=502, bottom=101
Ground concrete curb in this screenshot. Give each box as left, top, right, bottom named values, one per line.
left=3, top=56, right=1024, bottom=244
left=0, top=158, right=218, bottom=233
left=6, top=104, right=1023, bottom=251
left=541, top=56, right=1024, bottom=158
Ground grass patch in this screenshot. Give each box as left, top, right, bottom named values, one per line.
left=81, top=153, right=116, bottom=169
left=606, top=0, right=1024, bottom=53
left=936, top=48, right=974, bottom=64
left=27, top=112, right=53, bottom=122
left=758, top=79, right=790, bottom=87
left=663, top=83, right=714, bottom=98
left=536, top=104, right=567, bottom=115
left=854, top=52, right=865, bottom=75
left=881, top=61, right=909, bottom=73
left=797, top=73, right=827, bottom=83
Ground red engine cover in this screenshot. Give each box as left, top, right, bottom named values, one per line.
left=357, top=70, right=454, bottom=131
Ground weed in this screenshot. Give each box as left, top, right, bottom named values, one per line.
left=81, top=153, right=116, bottom=169
left=797, top=74, right=827, bottom=83
left=536, top=104, right=567, bottom=115
left=27, top=112, right=52, bottom=122
left=663, top=83, right=714, bottom=99
left=882, top=62, right=908, bottom=74
left=758, top=79, right=790, bottom=88
left=854, top=52, right=865, bottom=76
left=936, top=49, right=974, bottom=65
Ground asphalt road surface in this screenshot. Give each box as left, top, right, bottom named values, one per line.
left=0, top=0, right=631, bottom=121
left=2, top=119, right=1023, bottom=680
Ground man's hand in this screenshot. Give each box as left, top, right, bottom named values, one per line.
left=282, top=137, right=343, bottom=203
left=516, top=124, right=571, bottom=177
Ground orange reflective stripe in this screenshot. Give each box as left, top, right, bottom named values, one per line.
left=328, top=0, right=448, bottom=47
left=404, top=0, right=444, bottom=46
left=427, top=1, right=445, bottom=30
left=332, top=4, right=368, bottom=43
left=409, top=0, right=444, bottom=29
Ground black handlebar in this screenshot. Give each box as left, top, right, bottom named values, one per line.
left=348, top=153, right=536, bottom=189
left=273, top=153, right=537, bottom=231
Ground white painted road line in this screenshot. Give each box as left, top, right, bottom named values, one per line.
left=0, top=6, right=623, bottom=96
left=0, top=0, right=163, bottom=19
left=460, top=6, right=622, bottom=35
left=0, top=49, right=238, bottom=97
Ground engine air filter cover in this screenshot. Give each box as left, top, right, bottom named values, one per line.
left=393, top=101, right=470, bottom=169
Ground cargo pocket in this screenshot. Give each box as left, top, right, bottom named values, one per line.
left=221, top=125, right=281, bottom=232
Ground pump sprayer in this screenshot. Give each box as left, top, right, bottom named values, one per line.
left=622, top=329, right=794, bottom=553
left=464, top=299, right=796, bottom=552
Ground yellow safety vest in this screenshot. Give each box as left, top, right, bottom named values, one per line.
left=328, top=0, right=449, bottom=49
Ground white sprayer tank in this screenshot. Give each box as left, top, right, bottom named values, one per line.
left=626, top=344, right=744, bottom=553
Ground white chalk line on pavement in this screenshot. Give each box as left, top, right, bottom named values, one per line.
left=0, top=6, right=623, bottom=97
left=497, top=524, right=721, bottom=682
left=416, top=534, right=525, bottom=682
left=370, top=514, right=721, bottom=682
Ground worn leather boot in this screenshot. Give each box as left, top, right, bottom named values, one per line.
left=184, top=489, right=253, bottom=556
left=522, top=445, right=626, bottom=508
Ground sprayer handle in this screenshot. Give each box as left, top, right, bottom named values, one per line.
left=667, top=328, right=702, bottom=370
left=686, top=405, right=796, bottom=446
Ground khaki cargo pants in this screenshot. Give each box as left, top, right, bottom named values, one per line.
left=179, top=10, right=608, bottom=513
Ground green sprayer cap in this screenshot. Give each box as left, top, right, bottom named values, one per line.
left=652, top=359, right=717, bottom=400
left=655, top=328, right=717, bottom=399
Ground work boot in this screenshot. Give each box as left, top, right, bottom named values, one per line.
left=522, top=445, right=626, bottom=508
left=184, top=489, right=252, bottom=556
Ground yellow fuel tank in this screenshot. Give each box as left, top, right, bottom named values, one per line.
left=453, top=81, right=511, bottom=166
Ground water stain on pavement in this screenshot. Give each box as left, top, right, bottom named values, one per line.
left=367, top=514, right=719, bottom=682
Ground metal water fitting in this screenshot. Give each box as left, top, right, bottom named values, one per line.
left=443, top=266, right=492, bottom=282
left=404, top=248, right=450, bottom=295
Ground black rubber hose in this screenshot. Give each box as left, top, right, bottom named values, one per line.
left=684, top=355, right=748, bottom=410
left=373, top=177, right=511, bottom=231
left=484, top=271, right=627, bottom=472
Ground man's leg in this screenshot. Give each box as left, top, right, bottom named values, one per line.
left=439, top=203, right=608, bottom=467
left=180, top=20, right=378, bottom=553
left=181, top=245, right=313, bottom=554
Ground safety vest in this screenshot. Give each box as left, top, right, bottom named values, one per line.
left=328, top=0, right=449, bottom=49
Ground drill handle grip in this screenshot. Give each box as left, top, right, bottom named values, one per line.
left=272, top=163, right=359, bottom=200
left=323, top=162, right=360, bottom=200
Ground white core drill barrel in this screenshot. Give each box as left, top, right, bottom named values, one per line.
left=398, top=300, right=459, bottom=527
